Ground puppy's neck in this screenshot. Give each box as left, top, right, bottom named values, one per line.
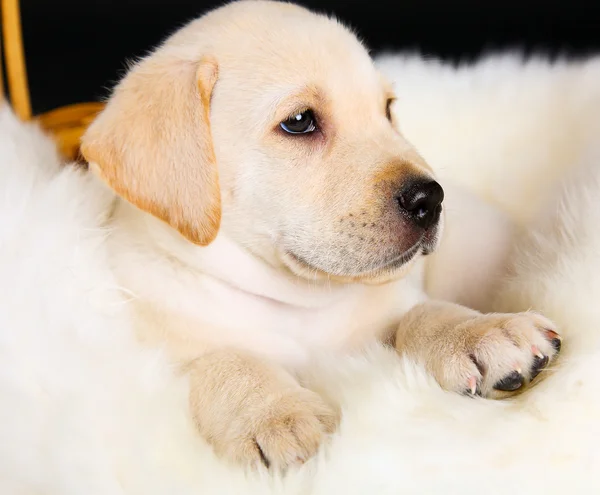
left=106, top=199, right=422, bottom=365
left=110, top=199, right=357, bottom=310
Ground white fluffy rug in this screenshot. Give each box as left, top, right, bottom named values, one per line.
left=2, top=53, right=600, bottom=494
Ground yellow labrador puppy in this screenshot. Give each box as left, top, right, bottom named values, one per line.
left=81, top=0, right=561, bottom=470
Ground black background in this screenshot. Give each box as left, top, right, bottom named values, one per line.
left=9, top=0, right=600, bottom=115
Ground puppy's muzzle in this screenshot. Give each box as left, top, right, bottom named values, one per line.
left=396, top=179, right=444, bottom=230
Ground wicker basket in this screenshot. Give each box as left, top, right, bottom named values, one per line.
left=1, top=0, right=104, bottom=160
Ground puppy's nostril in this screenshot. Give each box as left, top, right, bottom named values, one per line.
left=396, top=179, right=444, bottom=229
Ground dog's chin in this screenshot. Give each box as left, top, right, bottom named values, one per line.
left=280, top=240, right=431, bottom=285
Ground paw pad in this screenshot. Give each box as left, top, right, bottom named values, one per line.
left=493, top=370, right=525, bottom=392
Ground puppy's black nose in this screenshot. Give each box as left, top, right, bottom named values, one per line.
left=396, top=179, right=444, bottom=229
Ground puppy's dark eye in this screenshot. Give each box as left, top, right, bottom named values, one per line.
left=385, top=98, right=395, bottom=121
left=280, top=110, right=317, bottom=134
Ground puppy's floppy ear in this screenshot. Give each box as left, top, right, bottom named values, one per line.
left=81, top=53, right=221, bottom=246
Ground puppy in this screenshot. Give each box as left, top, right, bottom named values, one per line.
left=81, top=0, right=561, bottom=470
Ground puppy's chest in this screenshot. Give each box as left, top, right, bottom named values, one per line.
left=130, top=274, right=419, bottom=367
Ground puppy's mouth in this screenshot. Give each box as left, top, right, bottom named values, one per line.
left=420, top=225, right=441, bottom=256
left=279, top=209, right=443, bottom=282
left=283, top=234, right=438, bottom=282
left=289, top=242, right=418, bottom=271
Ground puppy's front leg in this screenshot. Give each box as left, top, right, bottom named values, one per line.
left=186, top=350, right=339, bottom=470
left=395, top=301, right=562, bottom=398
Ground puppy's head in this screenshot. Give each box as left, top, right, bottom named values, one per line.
left=82, top=0, right=444, bottom=284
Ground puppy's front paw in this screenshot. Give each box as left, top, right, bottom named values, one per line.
left=401, top=311, right=561, bottom=398
left=219, top=388, right=339, bottom=470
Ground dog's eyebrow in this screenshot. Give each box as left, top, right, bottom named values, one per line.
left=271, top=85, right=326, bottom=122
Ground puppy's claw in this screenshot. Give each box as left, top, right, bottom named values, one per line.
left=493, top=370, right=525, bottom=392
left=530, top=354, right=549, bottom=380
left=467, top=376, right=477, bottom=396
left=256, top=441, right=270, bottom=469
left=544, top=329, right=562, bottom=353
left=532, top=345, right=545, bottom=359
